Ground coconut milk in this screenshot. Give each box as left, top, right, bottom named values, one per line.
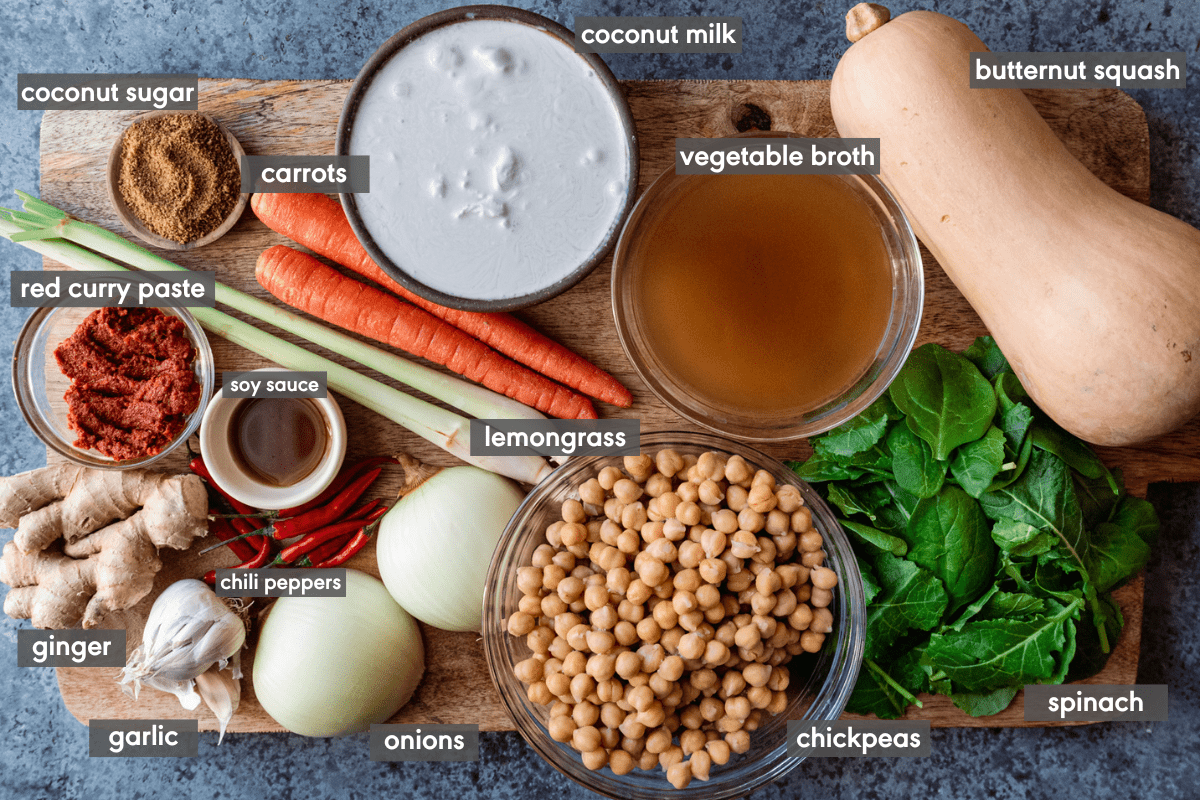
left=349, top=19, right=630, bottom=301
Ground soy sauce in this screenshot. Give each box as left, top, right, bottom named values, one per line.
left=228, top=398, right=328, bottom=486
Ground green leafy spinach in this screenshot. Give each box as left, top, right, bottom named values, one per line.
left=791, top=337, right=1158, bottom=719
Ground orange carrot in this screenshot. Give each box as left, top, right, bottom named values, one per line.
left=250, top=192, right=632, bottom=408
left=256, top=244, right=597, bottom=420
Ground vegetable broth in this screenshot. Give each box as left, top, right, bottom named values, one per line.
left=630, top=173, right=893, bottom=416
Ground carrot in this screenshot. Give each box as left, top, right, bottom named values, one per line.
left=250, top=192, right=632, bottom=408
left=256, top=244, right=597, bottom=420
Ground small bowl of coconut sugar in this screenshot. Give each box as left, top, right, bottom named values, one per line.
left=336, top=5, right=639, bottom=312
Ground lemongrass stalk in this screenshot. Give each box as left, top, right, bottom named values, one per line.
left=4, top=193, right=544, bottom=424
left=0, top=218, right=551, bottom=485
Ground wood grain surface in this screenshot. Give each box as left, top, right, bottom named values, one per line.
left=38, top=79, right=1173, bottom=734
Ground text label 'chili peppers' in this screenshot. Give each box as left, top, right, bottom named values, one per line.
left=213, top=568, right=347, bottom=598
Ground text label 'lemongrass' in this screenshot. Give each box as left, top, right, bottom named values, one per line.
left=470, top=419, right=640, bottom=457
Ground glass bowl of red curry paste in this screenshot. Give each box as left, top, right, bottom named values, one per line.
left=13, top=301, right=214, bottom=469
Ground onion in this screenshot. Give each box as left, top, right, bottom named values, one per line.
left=252, top=569, right=424, bottom=737
left=377, top=466, right=525, bottom=631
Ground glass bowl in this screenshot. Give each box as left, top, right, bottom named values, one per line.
left=12, top=301, right=215, bottom=469
left=611, top=132, right=923, bottom=442
left=482, top=431, right=865, bottom=799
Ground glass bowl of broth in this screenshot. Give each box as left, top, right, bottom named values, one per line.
left=612, top=132, right=923, bottom=441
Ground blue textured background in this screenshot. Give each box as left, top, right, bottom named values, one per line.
left=3, top=2, right=1198, bottom=798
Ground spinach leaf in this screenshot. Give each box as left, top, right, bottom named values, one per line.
left=962, top=336, right=1012, bottom=380
left=1047, top=606, right=1079, bottom=685
left=945, top=584, right=1000, bottom=632
left=988, top=431, right=1033, bottom=492
left=842, top=518, right=908, bottom=557
left=950, top=685, right=1021, bottom=717
left=1030, top=557, right=1114, bottom=654
left=846, top=670, right=907, bottom=719
left=892, top=645, right=932, bottom=697
left=878, top=480, right=921, bottom=530
left=844, top=443, right=895, bottom=480
left=907, top=486, right=996, bottom=612
left=991, top=518, right=1056, bottom=558
left=1075, top=470, right=1123, bottom=530
left=888, top=424, right=946, bottom=499
left=864, top=553, right=948, bottom=660
left=994, top=372, right=1034, bottom=451
left=950, top=426, right=1006, bottom=497
left=984, top=450, right=1140, bottom=645
left=1032, top=420, right=1114, bottom=484
left=1113, top=496, right=1160, bottom=547
left=947, top=587, right=1044, bottom=631
left=923, top=597, right=1082, bottom=692
left=859, top=554, right=883, bottom=605
left=983, top=591, right=1047, bottom=619
left=889, top=344, right=998, bottom=461
left=1031, top=558, right=1088, bottom=606
left=1066, top=596, right=1123, bottom=683
left=846, top=662, right=908, bottom=719
left=814, top=394, right=898, bottom=457
left=847, top=650, right=930, bottom=719
left=827, top=484, right=879, bottom=523
left=1089, top=518, right=1152, bottom=593
left=979, top=451, right=1085, bottom=556
left=830, top=480, right=918, bottom=538
left=788, top=454, right=863, bottom=483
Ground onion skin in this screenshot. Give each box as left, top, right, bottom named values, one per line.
left=377, top=466, right=526, bottom=632
left=252, top=569, right=424, bottom=737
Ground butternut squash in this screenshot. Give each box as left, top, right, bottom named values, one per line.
left=830, top=5, right=1200, bottom=446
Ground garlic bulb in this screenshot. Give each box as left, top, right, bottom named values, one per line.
left=119, top=579, right=246, bottom=739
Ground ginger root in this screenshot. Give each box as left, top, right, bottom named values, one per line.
left=0, top=465, right=207, bottom=629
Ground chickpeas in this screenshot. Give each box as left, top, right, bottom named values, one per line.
left=811, top=567, right=839, bottom=591
left=505, top=450, right=839, bottom=782
left=573, top=725, right=602, bottom=753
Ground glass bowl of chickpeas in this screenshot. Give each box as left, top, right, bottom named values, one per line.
left=482, top=431, right=865, bottom=799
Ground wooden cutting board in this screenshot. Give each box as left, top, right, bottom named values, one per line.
left=38, top=79, right=1181, bottom=733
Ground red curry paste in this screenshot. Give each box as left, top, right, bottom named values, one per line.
left=54, top=307, right=202, bottom=460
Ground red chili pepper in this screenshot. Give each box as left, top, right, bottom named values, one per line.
left=343, top=498, right=382, bottom=522
left=227, top=514, right=263, bottom=538
left=209, top=514, right=257, bottom=561
left=237, top=533, right=273, bottom=569
left=273, top=507, right=388, bottom=565
left=190, top=456, right=260, bottom=517
left=313, top=528, right=373, bottom=568
left=203, top=530, right=271, bottom=584
left=296, top=532, right=355, bottom=568
left=294, top=500, right=387, bottom=566
left=277, top=455, right=399, bottom=517
left=270, top=467, right=383, bottom=541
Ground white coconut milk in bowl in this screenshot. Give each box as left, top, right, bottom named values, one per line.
left=337, top=5, right=639, bottom=312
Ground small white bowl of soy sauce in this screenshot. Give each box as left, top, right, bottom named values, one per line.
left=198, top=371, right=348, bottom=510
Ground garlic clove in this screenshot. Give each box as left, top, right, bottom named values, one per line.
left=140, top=675, right=202, bottom=710
left=195, top=664, right=241, bottom=745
